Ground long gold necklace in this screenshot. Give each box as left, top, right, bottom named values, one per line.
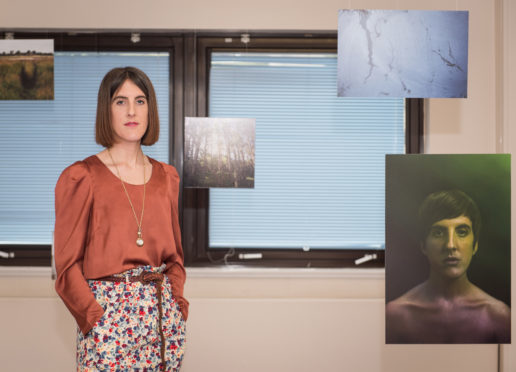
left=107, top=148, right=146, bottom=247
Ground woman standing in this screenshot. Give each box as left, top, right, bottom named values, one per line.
left=54, top=67, right=187, bottom=371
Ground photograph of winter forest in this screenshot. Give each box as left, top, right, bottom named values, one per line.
left=184, top=117, right=255, bottom=188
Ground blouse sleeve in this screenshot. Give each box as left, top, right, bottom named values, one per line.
left=54, top=162, right=104, bottom=335
left=163, top=164, right=189, bottom=321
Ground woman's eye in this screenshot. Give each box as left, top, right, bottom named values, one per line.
left=457, top=228, right=470, bottom=237
left=137, top=99, right=146, bottom=105
left=430, top=229, right=444, bottom=238
left=115, top=100, right=125, bottom=105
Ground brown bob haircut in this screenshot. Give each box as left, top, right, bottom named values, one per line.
left=95, top=66, right=159, bottom=147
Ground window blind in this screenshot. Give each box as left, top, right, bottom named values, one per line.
left=208, top=52, right=404, bottom=250
left=0, top=52, right=169, bottom=244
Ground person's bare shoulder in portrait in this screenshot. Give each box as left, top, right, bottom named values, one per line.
left=386, top=282, right=511, bottom=343
left=466, top=285, right=511, bottom=343
left=385, top=283, right=427, bottom=343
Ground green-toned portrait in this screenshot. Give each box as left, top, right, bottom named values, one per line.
left=385, top=154, right=510, bottom=344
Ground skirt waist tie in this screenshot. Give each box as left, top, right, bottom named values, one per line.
left=98, top=271, right=166, bottom=371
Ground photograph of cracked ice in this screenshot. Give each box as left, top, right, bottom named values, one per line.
left=337, top=10, right=468, bottom=98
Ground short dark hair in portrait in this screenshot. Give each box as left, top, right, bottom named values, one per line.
left=385, top=154, right=510, bottom=307
left=95, top=66, right=160, bottom=147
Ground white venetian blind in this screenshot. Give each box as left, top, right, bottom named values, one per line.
left=0, top=52, right=169, bottom=244
left=208, top=52, right=404, bottom=250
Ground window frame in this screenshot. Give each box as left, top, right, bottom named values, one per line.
left=0, top=31, right=423, bottom=268
left=0, top=31, right=183, bottom=266
left=182, top=35, right=424, bottom=268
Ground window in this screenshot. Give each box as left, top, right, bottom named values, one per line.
left=182, top=36, right=423, bottom=267
left=0, top=51, right=169, bottom=243
left=0, top=33, right=180, bottom=266
left=209, top=51, right=404, bottom=250
left=0, top=32, right=422, bottom=267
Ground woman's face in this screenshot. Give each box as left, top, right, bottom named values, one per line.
left=421, top=215, right=477, bottom=280
left=110, top=79, right=148, bottom=145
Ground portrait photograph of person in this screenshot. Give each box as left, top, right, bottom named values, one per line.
left=385, top=154, right=511, bottom=344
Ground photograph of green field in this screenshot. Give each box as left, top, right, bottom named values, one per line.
left=184, top=117, right=255, bottom=188
left=0, top=39, right=53, bottom=100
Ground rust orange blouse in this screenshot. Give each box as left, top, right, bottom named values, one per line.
left=54, top=155, right=188, bottom=335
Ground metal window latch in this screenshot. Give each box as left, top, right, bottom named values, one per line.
left=240, top=33, right=251, bottom=44
left=238, top=253, right=263, bottom=260
left=354, top=253, right=377, bottom=266
left=0, top=250, right=15, bottom=259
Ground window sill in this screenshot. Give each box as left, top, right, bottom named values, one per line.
left=0, top=265, right=385, bottom=279
left=185, top=266, right=385, bottom=299
left=0, top=266, right=386, bottom=300
left=187, top=266, right=385, bottom=279
left=0, top=266, right=52, bottom=277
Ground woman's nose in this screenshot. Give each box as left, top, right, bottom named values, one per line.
left=127, top=101, right=135, bottom=116
left=446, top=230, right=457, bottom=250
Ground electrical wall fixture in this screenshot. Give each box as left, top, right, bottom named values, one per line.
left=130, top=33, right=141, bottom=43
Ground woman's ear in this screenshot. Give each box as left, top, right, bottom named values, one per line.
left=472, top=241, right=478, bottom=255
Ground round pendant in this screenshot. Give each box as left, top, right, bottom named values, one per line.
left=136, top=237, right=144, bottom=247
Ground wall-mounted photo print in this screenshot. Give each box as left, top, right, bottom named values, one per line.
left=385, top=154, right=510, bottom=344
left=184, top=117, right=255, bottom=188
left=338, top=10, right=468, bottom=98
left=0, top=39, right=54, bottom=100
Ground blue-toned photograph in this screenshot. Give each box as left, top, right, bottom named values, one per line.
left=338, top=10, right=469, bottom=98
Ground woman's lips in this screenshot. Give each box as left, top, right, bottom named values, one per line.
left=444, top=257, right=460, bottom=265
left=124, top=121, right=138, bottom=126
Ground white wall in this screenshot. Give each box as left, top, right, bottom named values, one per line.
left=1, top=0, right=513, bottom=371
left=0, top=267, right=501, bottom=372
left=500, top=0, right=516, bottom=369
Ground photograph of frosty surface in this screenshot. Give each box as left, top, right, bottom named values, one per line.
left=184, top=117, right=255, bottom=188
left=338, top=10, right=468, bottom=98
left=385, top=154, right=510, bottom=344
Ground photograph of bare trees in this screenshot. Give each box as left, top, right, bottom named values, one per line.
left=184, top=117, right=255, bottom=188
left=0, top=39, right=54, bottom=100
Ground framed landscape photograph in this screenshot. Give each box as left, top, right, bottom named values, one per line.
left=184, top=117, right=256, bottom=188
left=0, top=39, right=54, bottom=100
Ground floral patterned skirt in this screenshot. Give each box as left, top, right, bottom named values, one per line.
left=77, top=266, right=186, bottom=371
